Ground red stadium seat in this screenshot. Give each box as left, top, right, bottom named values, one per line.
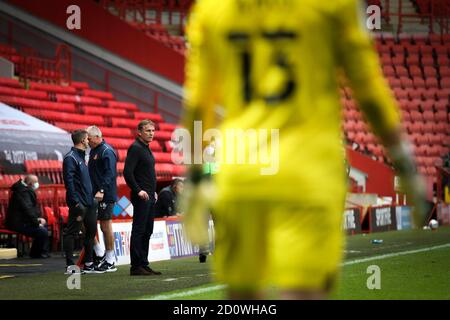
left=100, top=127, right=133, bottom=138
left=107, top=101, right=139, bottom=111
left=83, top=106, right=129, bottom=117
left=153, top=131, right=173, bottom=141
left=110, top=118, right=141, bottom=129
left=422, top=110, right=434, bottom=122
left=134, top=112, right=164, bottom=122
left=83, top=89, right=114, bottom=100
left=409, top=65, right=422, bottom=78
left=0, top=77, right=22, bottom=88
left=158, top=123, right=180, bottom=131
left=29, top=82, right=76, bottom=94
left=153, top=152, right=173, bottom=163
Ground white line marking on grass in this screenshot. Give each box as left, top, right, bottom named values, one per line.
left=140, top=284, right=227, bottom=300
left=343, top=243, right=450, bottom=266
left=142, top=243, right=450, bottom=300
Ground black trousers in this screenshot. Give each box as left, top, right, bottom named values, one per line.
left=63, top=203, right=97, bottom=266
left=130, top=194, right=155, bottom=269
left=14, top=224, right=49, bottom=258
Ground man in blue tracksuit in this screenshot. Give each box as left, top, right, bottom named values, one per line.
left=87, top=126, right=118, bottom=272
left=63, top=129, right=105, bottom=274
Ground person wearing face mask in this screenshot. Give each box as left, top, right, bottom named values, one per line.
left=62, top=129, right=106, bottom=274
left=5, top=174, right=50, bottom=259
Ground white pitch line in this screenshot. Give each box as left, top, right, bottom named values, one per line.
left=142, top=243, right=450, bottom=300
left=342, top=243, right=450, bottom=266
left=141, top=284, right=227, bottom=300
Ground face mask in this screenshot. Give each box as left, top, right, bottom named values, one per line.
left=32, top=182, right=39, bottom=190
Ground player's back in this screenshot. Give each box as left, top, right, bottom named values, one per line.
left=187, top=0, right=360, bottom=204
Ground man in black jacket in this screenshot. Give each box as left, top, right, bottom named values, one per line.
left=63, top=129, right=105, bottom=274
left=124, top=119, right=161, bottom=276
left=155, top=179, right=184, bottom=218
left=5, top=174, right=50, bottom=258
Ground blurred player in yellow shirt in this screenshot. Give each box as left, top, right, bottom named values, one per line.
left=181, top=0, right=427, bottom=299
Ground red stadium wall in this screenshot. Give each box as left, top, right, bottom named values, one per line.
left=7, top=0, right=185, bottom=84
left=347, top=147, right=396, bottom=198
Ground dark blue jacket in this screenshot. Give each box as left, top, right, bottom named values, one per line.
left=88, top=141, right=118, bottom=203
left=63, top=147, right=93, bottom=208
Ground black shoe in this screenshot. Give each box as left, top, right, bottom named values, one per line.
left=83, top=263, right=106, bottom=274
left=100, top=261, right=117, bottom=273
left=93, top=253, right=106, bottom=266
left=199, top=254, right=207, bottom=263
left=65, top=265, right=85, bottom=275
left=143, top=266, right=162, bottom=275
left=130, top=266, right=154, bottom=276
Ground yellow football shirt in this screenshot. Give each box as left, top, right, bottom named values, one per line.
left=183, top=0, right=400, bottom=204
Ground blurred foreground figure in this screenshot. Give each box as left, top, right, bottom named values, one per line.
left=181, top=0, right=427, bottom=300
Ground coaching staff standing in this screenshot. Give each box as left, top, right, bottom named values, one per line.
left=124, top=119, right=161, bottom=276
left=63, top=130, right=103, bottom=274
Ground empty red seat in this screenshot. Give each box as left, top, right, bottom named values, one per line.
left=83, top=89, right=114, bottom=100
left=434, top=100, right=447, bottom=111
left=158, top=123, right=180, bottom=131
left=422, top=110, right=434, bottom=122
left=100, top=127, right=133, bottom=138
left=410, top=110, right=423, bottom=122
left=23, top=109, right=105, bottom=126
left=419, top=45, right=433, bottom=55
left=150, top=141, right=162, bottom=152
left=29, top=82, right=76, bottom=94
left=416, top=134, right=429, bottom=145
left=116, top=162, right=125, bottom=174
left=172, top=165, right=186, bottom=177
left=56, top=94, right=103, bottom=106
left=388, top=77, right=401, bottom=88
left=413, top=77, right=426, bottom=89
left=434, top=123, right=447, bottom=134
left=421, top=56, right=434, bottom=67
left=440, top=77, right=450, bottom=88
left=400, top=76, right=414, bottom=89
left=71, top=82, right=89, bottom=90
left=409, top=65, right=422, bottom=77
left=0, top=78, right=22, bottom=88
left=396, top=66, right=409, bottom=77
left=117, top=149, right=127, bottom=162
left=153, top=152, right=173, bottom=163
left=406, top=55, right=420, bottom=65
left=421, top=100, right=434, bottom=111
left=83, top=106, right=129, bottom=117
left=110, top=118, right=141, bottom=129
left=435, top=111, right=448, bottom=122
left=383, top=66, right=395, bottom=77
left=106, top=138, right=134, bottom=149
left=134, top=112, right=163, bottom=122
left=107, top=101, right=139, bottom=111
left=422, top=122, right=434, bottom=133
left=0, top=87, right=48, bottom=100
left=153, top=131, right=173, bottom=141
left=423, top=66, right=437, bottom=78
left=440, top=66, right=450, bottom=77
left=53, top=122, right=83, bottom=132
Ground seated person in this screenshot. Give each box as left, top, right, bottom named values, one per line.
left=5, top=174, right=50, bottom=258
left=154, top=179, right=184, bottom=218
